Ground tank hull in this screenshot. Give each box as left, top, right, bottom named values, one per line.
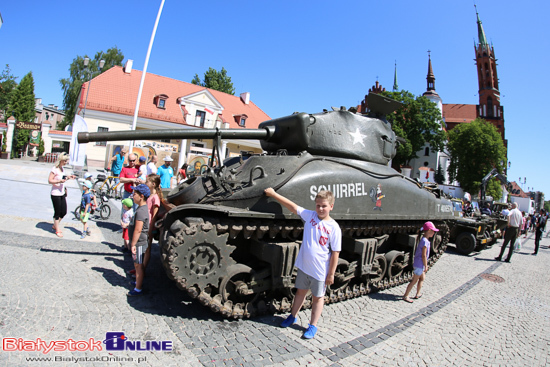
left=160, top=153, right=452, bottom=318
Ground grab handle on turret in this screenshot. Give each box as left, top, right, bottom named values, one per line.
left=249, top=166, right=267, bottom=186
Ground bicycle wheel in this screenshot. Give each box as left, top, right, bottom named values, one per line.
left=74, top=205, right=81, bottom=221
left=115, top=184, right=124, bottom=200
left=100, top=204, right=111, bottom=219
left=92, top=180, right=103, bottom=193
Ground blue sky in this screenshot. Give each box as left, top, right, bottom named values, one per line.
left=1, top=1, right=548, bottom=198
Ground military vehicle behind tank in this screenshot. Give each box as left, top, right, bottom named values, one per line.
left=79, top=93, right=454, bottom=318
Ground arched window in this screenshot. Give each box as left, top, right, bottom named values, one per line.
left=424, top=147, right=430, bottom=156
left=487, top=97, right=493, bottom=117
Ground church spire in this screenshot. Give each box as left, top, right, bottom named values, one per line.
left=392, top=61, right=398, bottom=92
left=426, top=51, right=435, bottom=91
left=475, top=4, right=488, bottom=48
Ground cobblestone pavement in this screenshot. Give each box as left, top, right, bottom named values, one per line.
left=1, top=159, right=549, bottom=366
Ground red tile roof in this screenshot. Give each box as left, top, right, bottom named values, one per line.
left=0, top=122, right=7, bottom=128
left=509, top=181, right=529, bottom=198
left=442, top=104, right=477, bottom=123
left=78, top=66, right=271, bottom=129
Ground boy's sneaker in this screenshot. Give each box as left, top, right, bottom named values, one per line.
left=302, top=324, right=318, bottom=339
left=129, top=281, right=136, bottom=287
left=86, top=230, right=91, bottom=236
left=80, top=233, right=86, bottom=239
left=127, top=289, right=143, bottom=297
left=280, top=315, right=297, bottom=328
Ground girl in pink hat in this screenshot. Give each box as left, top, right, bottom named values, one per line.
left=403, top=221, right=439, bottom=303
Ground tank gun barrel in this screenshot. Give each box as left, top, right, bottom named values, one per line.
left=77, top=126, right=276, bottom=144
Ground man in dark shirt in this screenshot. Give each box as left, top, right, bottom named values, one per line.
left=480, top=203, right=492, bottom=216
left=533, top=209, right=546, bottom=255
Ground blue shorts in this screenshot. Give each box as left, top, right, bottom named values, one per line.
left=413, top=267, right=425, bottom=276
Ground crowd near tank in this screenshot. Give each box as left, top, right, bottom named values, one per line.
left=79, top=94, right=455, bottom=318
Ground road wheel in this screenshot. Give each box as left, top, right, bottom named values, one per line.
left=385, top=251, right=406, bottom=279
left=370, top=254, right=387, bottom=283
left=455, top=232, right=476, bottom=255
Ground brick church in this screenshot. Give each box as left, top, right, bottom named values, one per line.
left=443, top=7, right=507, bottom=147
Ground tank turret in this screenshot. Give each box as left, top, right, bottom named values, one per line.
left=77, top=93, right=452, bottom=319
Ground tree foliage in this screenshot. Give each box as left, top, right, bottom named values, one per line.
left=191, top=67, right=235, bottom=95
left=447, top=118, right=507, bottom=199
left=380, top=90, right=446, bottom=169
left=9, top=72, right=36, bottom=155
left=0, top=64, right=18, bottom=122
left=59, top=47, right=124, bottom=129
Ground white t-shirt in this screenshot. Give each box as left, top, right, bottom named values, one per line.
left=294, top=207, right=342, bottom=281
left=146, top=162, right=157, bottom=176
left=138, top=165, right=147, bottom=181
left=508, top=208, right=523, bottom=228
left=50, top=166, right=65, bottom=196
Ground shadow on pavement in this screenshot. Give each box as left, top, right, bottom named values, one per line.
left=92, top=245, right=227, bottom=322
left=36, top=221, right=55, bottom=234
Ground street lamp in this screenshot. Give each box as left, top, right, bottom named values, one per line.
left=82, top=57, right=105, bottom=118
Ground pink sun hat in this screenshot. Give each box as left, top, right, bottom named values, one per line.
left=422, top=221, right=439, bottom=232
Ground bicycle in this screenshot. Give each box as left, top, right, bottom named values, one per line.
left=74, top=192, right=112, bottom=220
left=92, top=174, right=124, bottom=200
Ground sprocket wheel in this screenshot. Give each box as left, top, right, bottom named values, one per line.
left=169, top=221, right=235, bottom=290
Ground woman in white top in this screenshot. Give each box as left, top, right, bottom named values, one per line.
left=48, top=152, right=75, bottom=237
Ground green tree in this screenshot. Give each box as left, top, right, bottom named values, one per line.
left=0, top=64, right=18, bottom=122
left=191, top=67, right=235, bottom=95
left=380, top=90, right=446, bottom=169
left=59, top=47, right=124, bottom=129
left=447, top=118, right=507, bottom=199
left=9, top=71, right=36, bottom=156
left=544, top=201, right=550, bottom=213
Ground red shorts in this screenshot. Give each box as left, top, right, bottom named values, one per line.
left=122, top=228, right=129, bottom=240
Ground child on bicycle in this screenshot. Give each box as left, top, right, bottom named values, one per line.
left=80, top=181, right=93, bottom=239
left=84, top=172, right=98, bottom=212
left=121, top=198, right=134, bottom=253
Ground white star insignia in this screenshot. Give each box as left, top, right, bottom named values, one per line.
left=349, top=128, right=367, bottom=147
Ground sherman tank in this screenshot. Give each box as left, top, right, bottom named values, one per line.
left=79, top=93, right=454, bottom=319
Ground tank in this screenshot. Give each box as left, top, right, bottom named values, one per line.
left=78, top=93, right=454, bottom=318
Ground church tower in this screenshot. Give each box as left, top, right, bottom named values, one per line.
left=423, top=52, right=442, bottom=113
left=474, top=6, right=505, bottom=143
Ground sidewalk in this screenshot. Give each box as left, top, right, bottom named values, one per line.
left=0, top=158, right=120, bottom=241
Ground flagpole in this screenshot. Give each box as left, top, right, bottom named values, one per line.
left=129, top=0, right=165, bottom=154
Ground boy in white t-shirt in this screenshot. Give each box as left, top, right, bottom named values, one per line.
left=264, top=187, right=341, bottom=339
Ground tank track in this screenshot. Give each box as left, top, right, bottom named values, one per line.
left=160, top=218, right=449, bottom=319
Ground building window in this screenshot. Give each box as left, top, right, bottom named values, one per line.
left=154, top=94, right=168, bottom=109
left=190, top=141, right=206, bottom=155
left=96, top=127, right=108, bottom=146
left=239, top=117, right=246, bottom=127
left=487, top=97, right=493, bottom=117
left=195, top=111, right=206, bottom=127
left=424, top=147, right=429, bottom=156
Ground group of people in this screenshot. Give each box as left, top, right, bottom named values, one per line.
left=109, top=149, right=175, bottom=191
left=119, top=176, right=165, bottom=297
left=495, top=203, right=548, bottom=262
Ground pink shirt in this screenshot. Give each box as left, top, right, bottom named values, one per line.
left=146, top=193, right=160, bottom=224
left=50, top=167, right=65, bottom=196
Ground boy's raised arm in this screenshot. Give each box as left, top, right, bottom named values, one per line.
left=264, top=187, right=298, bottom=215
